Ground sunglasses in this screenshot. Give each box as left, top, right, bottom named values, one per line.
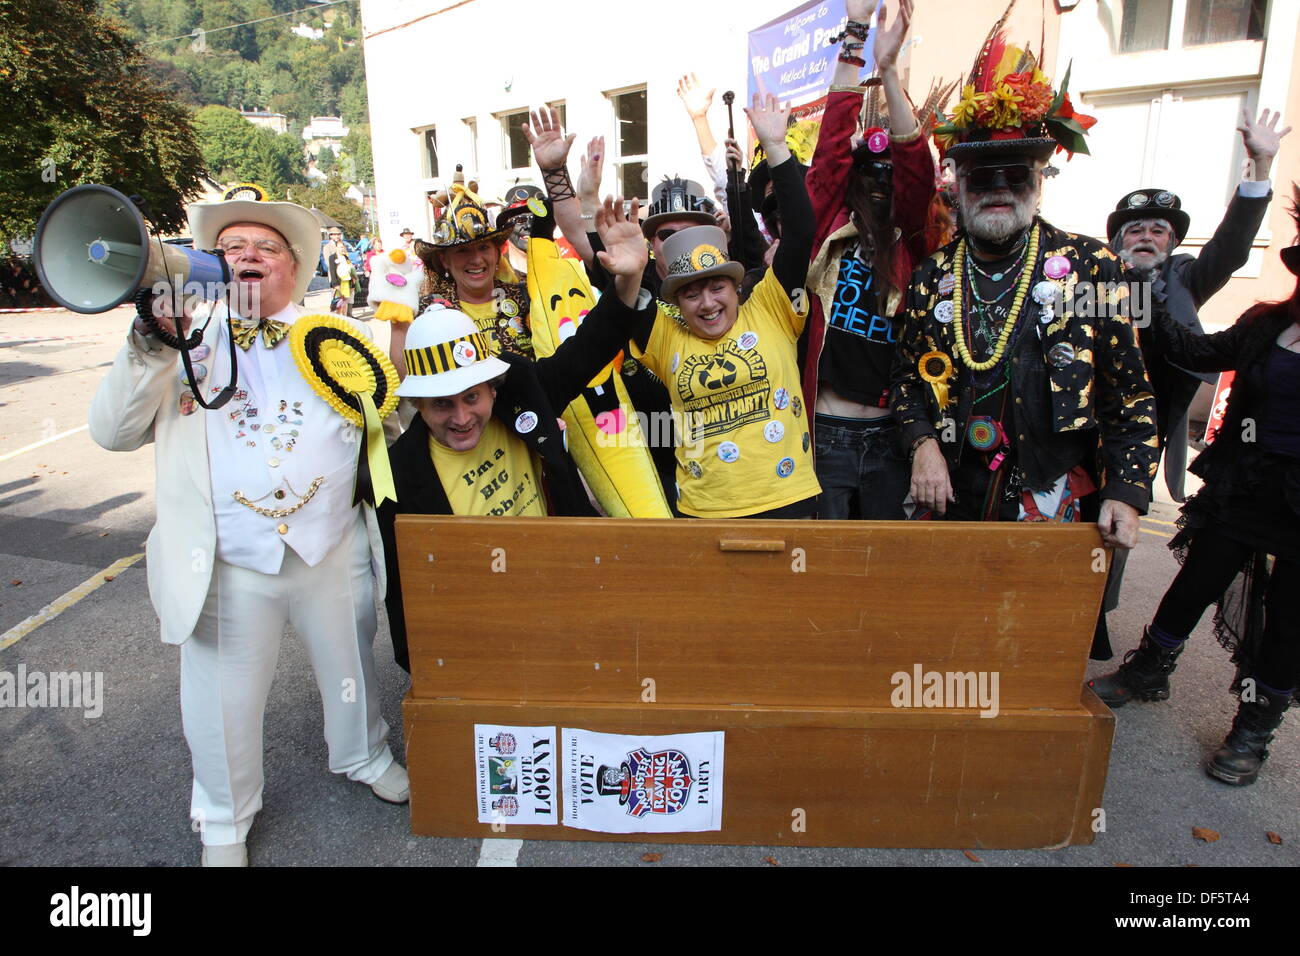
left=856, top=160, right=894, bottom=181
left=962, top=164, right=1035, bottom=192
left=655, top=228, right=680, bottom=242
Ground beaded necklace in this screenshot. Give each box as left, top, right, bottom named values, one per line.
left=951, top=224, right=1041, bottom=372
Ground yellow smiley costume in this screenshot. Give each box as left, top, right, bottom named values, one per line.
left=525, top=204, right=671, bottom=518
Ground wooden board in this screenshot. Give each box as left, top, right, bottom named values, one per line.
left=396, top=518, right=1111, bottom=712
left=404, top=691, right=1114, bottom=849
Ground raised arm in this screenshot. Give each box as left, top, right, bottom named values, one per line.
left=526, top=106, right=596, bottom=265
left=747, top=93, right=813, bottom=295
left=1182, top=108, right=1288, bottom=305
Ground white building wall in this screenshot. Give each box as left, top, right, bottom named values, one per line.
left=360, top=0, right=819, bottom=245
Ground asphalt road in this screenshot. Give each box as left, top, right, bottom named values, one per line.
left=1, top=299, right=1295, bottom=869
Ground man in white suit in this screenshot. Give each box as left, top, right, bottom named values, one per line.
left=89, top=197, right=407, bottom=867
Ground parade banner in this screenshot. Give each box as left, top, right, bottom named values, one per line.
left=747, top=0, right=874, bottom=108
left=474, top=725, right=559, bottom=825
left=563, top=729, right=725, bottom=833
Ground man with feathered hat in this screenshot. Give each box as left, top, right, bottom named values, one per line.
left=893, top=1, right=1158, bottom=547
left=89, top=193, right=407, bottom=867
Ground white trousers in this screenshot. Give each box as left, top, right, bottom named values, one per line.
left=180, top=514, right=394, bottom=846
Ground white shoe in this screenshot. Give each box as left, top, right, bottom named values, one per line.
left=201, top=842, right=248, bottom=867
left=370, top=762, right=410, bottom=804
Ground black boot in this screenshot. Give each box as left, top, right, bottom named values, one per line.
left=1206, top=690, right=1291, bottom=786
left=1087, top=627, right=1184, bottom=707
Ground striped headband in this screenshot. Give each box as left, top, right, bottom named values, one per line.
left=404, top=331, right=495, bottom=376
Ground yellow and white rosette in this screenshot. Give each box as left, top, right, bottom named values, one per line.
left=290, top=315, right=400, bottom=506
left=919, top=350, right=956, bottom=419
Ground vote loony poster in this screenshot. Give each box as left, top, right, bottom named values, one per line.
left=474, top=725, right=560, bottom=825
left=563, top=729, right=725, bottom=833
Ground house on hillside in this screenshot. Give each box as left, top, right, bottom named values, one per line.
left=302, top=116, right=349, bottom=158
left=240, top=110, right=289, bottom=134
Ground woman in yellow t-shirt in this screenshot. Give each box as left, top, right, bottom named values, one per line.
left=628, top=94, right=819, bottom=518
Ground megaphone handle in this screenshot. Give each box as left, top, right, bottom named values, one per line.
left=186, top=255, right=238, bottom=411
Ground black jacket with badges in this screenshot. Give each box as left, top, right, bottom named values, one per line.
left=892, top=218, right=1159, bottom=511
left=378, top=288, right=654, bottom=671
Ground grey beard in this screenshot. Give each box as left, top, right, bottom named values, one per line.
left=1119, top=248, right=1168, bottom=277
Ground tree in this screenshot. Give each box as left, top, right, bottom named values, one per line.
left=316, top=145, right=336, bottom=175
left=288, top=173, right=364, bottom=238
left=341, top=125, right=373, bottom=184
left=192, top=105, right=305, bottom=198
left=0, top=0, right=208, bottom=244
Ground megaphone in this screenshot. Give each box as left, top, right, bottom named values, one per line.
left=33, top=183, right=240, bottom=410
left=32, top=184, right=229, bottom=314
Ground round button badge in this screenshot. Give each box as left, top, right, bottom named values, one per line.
left=452, top=340, right=478, bottom=366
left=764, top=421, right=785, bottom=443
left=718, top=441, right=740, bottom=463
left=515, top=411, right=538, bottom=434
left=934, top=300, right=954, bottom=324
left=737, top=331, right=759, bottom=351
left=773, top=387, right=790, bottom=411
left=776, top=457, right=795, bottom=478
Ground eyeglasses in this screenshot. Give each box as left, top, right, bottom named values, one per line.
left=961, top=164, right=1035, bottom=193
left=217, top=236, right=291, bottom=257
left=328, top=233, right=342, bottom=239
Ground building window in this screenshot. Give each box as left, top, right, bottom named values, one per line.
left=1115, top=0, right=1173, bottom=53
left=609, top=86, right=648, bottom=201
left=499, top=110, right=531, bottom=170
left=422, top=127, right=439, bottom=179
left=547, top=100, right=567, bottom=130
left=1183, top=0, right=1266, bottom=45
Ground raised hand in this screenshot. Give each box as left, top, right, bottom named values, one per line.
left=724, top=136, right=745, bottom=172
left=676, top=73, right=716, bottom=120
left=577, top=136, right=605, bottom=204
left=1238, top=108, right=1291, bottom=161
left=594, top=196, right=647, bottom=278
left=873, top=0, right=913, bottom=73
left=525, top=106, right=575, bottom=171
left=745, top=93, right=792, bottom=158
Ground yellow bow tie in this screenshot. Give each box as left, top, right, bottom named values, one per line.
left=231, top=318, right=291, bottom=350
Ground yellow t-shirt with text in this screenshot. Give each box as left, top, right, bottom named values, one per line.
left=428, top=417, right=546, bottom=517
left=638, top=272, right=820, bottom=517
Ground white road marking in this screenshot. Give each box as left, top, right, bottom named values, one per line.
left=476, top=838, right=523, bottom=867
left=0, top=425, right=89, bottom=464
left=0, top=552, right=144, bottom=650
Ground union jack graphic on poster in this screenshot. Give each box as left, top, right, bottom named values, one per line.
left=562, top=729, right=725, bottom=833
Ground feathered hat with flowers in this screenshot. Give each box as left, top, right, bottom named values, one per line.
left=933, top=0, right=1096, bottom=163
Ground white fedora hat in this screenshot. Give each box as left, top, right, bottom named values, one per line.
left=396, top=303, right=511, bottom=398
left=187, top=198, right=321, bottom=303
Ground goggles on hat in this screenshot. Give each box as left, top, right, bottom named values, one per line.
left=962, top=164, right=1035, bottom=192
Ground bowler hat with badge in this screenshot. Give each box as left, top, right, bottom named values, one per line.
left=1107, top=189, right=1191, bottom=247
left=657, top=225, right=745, bottom=304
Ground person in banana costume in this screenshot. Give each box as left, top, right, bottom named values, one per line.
left=525, top=198, right=672, bottom=518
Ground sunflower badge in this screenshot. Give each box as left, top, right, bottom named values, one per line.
left=290, top=315, right=400, bottom=506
